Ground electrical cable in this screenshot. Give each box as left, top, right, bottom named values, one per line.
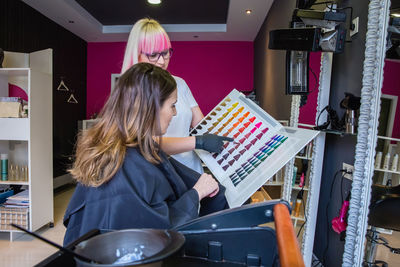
left=326, top=3, right=334, bottom=11
left=340, top=168, right=345, bottom=204
left=309, top=66, right=318, bottom=94
left=322, top=169, right=346, bottom=266
left=323, top=5, right=355, bottom=43
left=314, top=105, right=329, bottom=130
left=314, top=105, right=345, bottom=131
left=297, top=187, right=307, bottom=238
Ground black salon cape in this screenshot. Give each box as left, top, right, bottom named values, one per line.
left=63, top=147, right=228, bottom=245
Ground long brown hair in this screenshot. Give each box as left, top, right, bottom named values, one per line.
left=70, top=63, right=177, bottom=186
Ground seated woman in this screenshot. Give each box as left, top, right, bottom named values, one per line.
left=63, top=63, right=228, bottom=245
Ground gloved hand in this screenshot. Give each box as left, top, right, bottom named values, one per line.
left=195, top=134, right=234, bottom=153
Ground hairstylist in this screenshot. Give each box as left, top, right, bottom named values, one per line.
left=121, top=18, right=232, bottom=173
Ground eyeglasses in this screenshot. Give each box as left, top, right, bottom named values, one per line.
left=143, top=48, right=173, bottom=62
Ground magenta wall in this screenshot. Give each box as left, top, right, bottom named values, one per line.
left=382, top=59, right=400, bottom=139
left=87, top=42, right=126, bottom=118
left=298, top=52, right=321, bottom=126
left=87, top=41, right=254, bottom=118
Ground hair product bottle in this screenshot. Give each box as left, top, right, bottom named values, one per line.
left=391, top=154, right=399, bottom=172
left=292, top=166, right=297, bottom=186
left=294, top=190, right=303, bottom=217
left=1, top=154, right=8, bottom=181
left=299, top=173, right=305, bottom=188
left=383, top=153, right=391, bottom=170
left=375, top=151, right=382, bottom=169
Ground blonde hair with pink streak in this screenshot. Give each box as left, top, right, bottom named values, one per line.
left=121, top=18, right=171, bottom=74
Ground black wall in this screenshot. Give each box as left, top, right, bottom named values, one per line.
left=313, top=0, right=369, bottom=266
left=254, top=0, right=296, bottom=120
left=0, top=0, right=87, bottom=177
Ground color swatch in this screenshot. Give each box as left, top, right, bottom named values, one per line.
left=190, top=89, right=319, bottom=208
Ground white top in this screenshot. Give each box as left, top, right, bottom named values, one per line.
left=163, top=76, right=203, bottom=173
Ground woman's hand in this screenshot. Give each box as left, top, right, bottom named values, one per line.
left=193, top=173, right=220, bottom=200
left=195, top=134, right=233, bottom=153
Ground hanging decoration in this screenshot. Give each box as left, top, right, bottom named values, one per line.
left=67, top=92, right=78, bottom=104
left=57, top=77, right=69, bottom=91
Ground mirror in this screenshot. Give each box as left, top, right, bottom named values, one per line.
left=361, top=1, right=400, bottom=266
left=341, top=0, right=394, bottom=266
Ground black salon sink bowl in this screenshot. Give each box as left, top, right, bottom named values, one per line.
left=73, top=229, right=185, bottom=267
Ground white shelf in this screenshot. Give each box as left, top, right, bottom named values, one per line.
left=264, top=181, right=283, bottom=186
left=0, top=229, right=25, bottom=233
left=377, top=135, right=400, bottom=142
left=265, top=183, right=309, bottom=191
left=374, top=168, right=400, bottom=174
left=295, top=155, right=312, bottom=160
left=0, top=50, right=53, bottom=241
left=291, top=215, right=306, bottom=221
left=293, top=185, right=309, bottom=191
left=0, top=180, right=29, bottom=185
left=0, top=68, right=30, bottom=76
left=0, top=118, right=29, bottom=140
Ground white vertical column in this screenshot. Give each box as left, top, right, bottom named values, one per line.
left=282, top=95, right=301, bottom=201
left=301, top=52, right=332, bottom=266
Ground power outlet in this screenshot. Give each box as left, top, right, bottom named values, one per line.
left=350, top=17, right=359, bottom=37
left=342, top=163, right=354, bottom=180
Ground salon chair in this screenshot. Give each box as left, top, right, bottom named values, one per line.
left=36, top=200, right=305, bottom=267
left=364, top=183, right=400, bottom=267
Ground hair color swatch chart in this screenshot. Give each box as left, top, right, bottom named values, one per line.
left=190, top=89, right=319, bottom=207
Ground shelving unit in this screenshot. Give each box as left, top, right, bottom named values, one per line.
left=262, top=139, right=314, bottom=231
left=373, top=136, right=400, bottom=186
left=0, top=49, right=53, bottom=241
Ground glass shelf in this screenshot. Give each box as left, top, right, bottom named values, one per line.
left=320, top=129, right=357, bottom=137
left=321, top=131, right=400, bottom=142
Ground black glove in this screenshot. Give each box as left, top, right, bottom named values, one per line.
left=195, top=134, right=234, bottom=153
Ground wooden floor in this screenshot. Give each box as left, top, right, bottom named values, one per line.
left=0, top=184, right=399, bottom=266
left=375, top=231, right=400, bottom=266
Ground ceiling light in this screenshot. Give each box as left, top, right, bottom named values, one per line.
left=148, top=0, right=161, bottom=4
left=245, top=9, right=252, bottom=14
left=392, top=13, right=400, bottom=18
